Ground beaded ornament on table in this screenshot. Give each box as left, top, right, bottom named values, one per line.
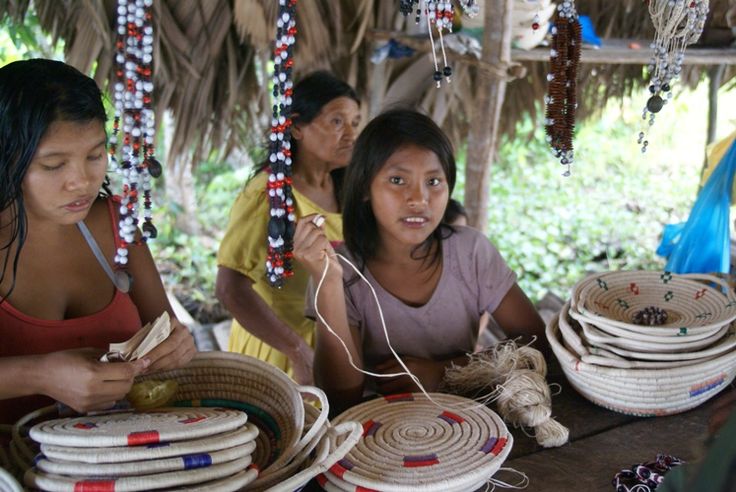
left=399, top=0, right=479, bottom=88
left=109, top=0, right=162, bottom=267
left=544, top=0, right=582, bottom=177
left=639, top=0, right=709, bottom=154
left=265, top=0, right=298, bottom=288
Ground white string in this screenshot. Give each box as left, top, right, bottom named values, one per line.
left=487, top=467, right=530, bottom=490
left=424, top=0, right=441, bottom=88
left=312, top=251, right=486, bottom=412
left=437, top=27, right=450, bottom=83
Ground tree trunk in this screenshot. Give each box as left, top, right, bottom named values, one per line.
left=164, top=156, right=201, bottom=236
left=464, top=0, right=514, bottom=231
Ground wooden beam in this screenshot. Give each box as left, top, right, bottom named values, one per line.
left=368, top=30, right=736, bottom=66
left=463, top=0, right=514, bottom=232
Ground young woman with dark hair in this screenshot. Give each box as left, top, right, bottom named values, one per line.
left=294, top=109, right=545, bottom=410
left=0, top=59, right=195, bottom=424
left=215, top=71, right=361, bottom=385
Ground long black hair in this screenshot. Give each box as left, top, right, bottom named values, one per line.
left=0, top=58, right=107, bottom=302
left=252, top=70, right=359, bottom=202
left=342, top=108, right=457, bottom=266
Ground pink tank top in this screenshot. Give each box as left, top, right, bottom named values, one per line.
left=0, top=198, right=142, bottom=424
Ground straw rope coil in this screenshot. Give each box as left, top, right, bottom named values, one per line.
left=0, top=467, right=21, bottom=492
left=24, top=456, right=256, bottom=492
left=571, top=271, right=736, bottom=337
left=29, top=408, right=248, bottom=448
left=135, top=351, right=330, bottom=487
left=547, top=313, right=736, bottom=416
left=319, top=393, right=513, bottom=492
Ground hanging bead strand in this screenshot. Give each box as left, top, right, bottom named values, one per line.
left=639, top=0, right=709, bottom=153
left=265, top=0, right=298, bottom=288
left=110, top=0, right=161, bottom=267
left=544, top=0, right=582, bottom=176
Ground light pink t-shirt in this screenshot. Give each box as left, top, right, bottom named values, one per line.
left=305, top=226, right=516, bottom=369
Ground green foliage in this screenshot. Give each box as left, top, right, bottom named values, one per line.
left=0, top=12, right=61, bottom=63
left=453, top=84, right=736, bottom=302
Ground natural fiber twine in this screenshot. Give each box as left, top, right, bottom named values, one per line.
left=319, top=393, right=513, bottom=492
left=29, top=408, right=248, bottom=448
left=0, top=467, right=21, bottom=492
left=24, top=456, right=254, bottom=492
left=442, top=342, right=569, bottom=448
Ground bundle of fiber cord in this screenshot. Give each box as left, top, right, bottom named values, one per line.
left=21, top=406, right=259, bottom=492
left=442, top=340, right=569, bottom=448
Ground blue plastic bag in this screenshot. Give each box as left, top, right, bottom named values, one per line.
left=656, top=137, right=736, bottom=274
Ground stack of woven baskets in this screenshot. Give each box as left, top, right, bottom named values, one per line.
left=25, top=407, right=260, bottom=491
left=547, top=271, right=736, bottom=416
left=317, top=393, right=513, bottom=491
left=10, top=352, right=362, bottom=492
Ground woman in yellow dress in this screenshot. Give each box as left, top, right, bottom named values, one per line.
left=215, top=72, right=360, bottom=384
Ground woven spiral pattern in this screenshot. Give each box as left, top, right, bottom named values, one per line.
left=29, top=408, right=247, bottom=448
left=573, top=271, right=736, bottom=336
left=321, top=393, right=513, bottom=492
left=0, top=467, right=21, bottom=492
left=548, top=312, right=736, bottom=416
left=40, top=424, right=257, bottom=464
left=25, top=457, right=255, bottom=492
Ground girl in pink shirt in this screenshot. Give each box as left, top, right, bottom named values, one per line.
left=0, top=59, right=196, bottom=424
left=294, top=109, right=546, bottom=411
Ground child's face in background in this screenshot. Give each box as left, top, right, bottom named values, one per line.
left=368, top=144, right=449, bottom=250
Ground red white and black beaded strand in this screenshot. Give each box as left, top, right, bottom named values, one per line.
left=265, top=0, right=298, bottom=288
left=544, top=1, right=582, bottom=177
left=399, top=1, right=478, bottom=88
left=110, top=0, right=161, bottom=267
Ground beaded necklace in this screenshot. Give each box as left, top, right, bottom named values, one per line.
left=639, top=0, right=709, bottom=153
left=265, top=0, right=298, bottom=288
left=544, top=1, right=582, bottom=176
left=109, top=0, right=161, bottom=266
left=399, top=1, right=479, bottom=88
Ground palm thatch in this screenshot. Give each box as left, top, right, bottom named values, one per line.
left=1, top=0, right=735, bottom=163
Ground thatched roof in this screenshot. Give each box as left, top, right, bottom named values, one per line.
left=2, top=0, right=735, bottom=162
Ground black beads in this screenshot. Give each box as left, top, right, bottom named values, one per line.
left=268, top=217, right=286, bottom=238
left=662, top=83, right=670, bottom=92
left=146, top=157, right=163, bottom=178
left=632, top=306, right=668, bottom=326
left=433, top=70, right=442, bottom=82
left=646, top=95, right=664, bottom=114
left=142, top=220, right=158, bottom=239
left=443, top=65, right=452, bottom=77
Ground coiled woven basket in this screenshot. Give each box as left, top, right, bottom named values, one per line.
left=547, top=312, right=736, bottom=416
left=8, top=351, right=362, bottom=492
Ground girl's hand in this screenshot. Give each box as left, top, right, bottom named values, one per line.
left=293, top=214, right=342, bottom=280
left=143, top=318, right=197, bottom=373
left=39, top=348, right=150, bottom=413
left=373, top=356, right=447, bottom=394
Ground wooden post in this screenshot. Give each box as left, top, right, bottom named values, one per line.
left=707, top=64, right=726, bottom=146
left=464, top=0, right=514, bottom=231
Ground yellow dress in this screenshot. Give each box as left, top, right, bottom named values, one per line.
left=700, top=129, right=736, bottom=202
left=217, top=171, right=343, bottom=377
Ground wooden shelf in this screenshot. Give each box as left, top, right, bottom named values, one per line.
left=368, top=30, right=736, bottom=66
left=513, top=38, right=736, bottom=65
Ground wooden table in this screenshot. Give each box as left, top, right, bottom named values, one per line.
left=306, top=361, right=721, bottom=491
left=499, top=364, right=716, bottom=492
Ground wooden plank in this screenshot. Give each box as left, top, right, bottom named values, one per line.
left=512, top=38, right=736, bottom=65
left=368, top=30, right=736, bottom=66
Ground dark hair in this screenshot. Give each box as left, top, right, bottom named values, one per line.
left=443, top=198, right=468, bottom=225
left=342, top=109, right=456, bottom=265
left=253, top=70, right=359, bottom=175
left=0, top=58, right=106, bottom=302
